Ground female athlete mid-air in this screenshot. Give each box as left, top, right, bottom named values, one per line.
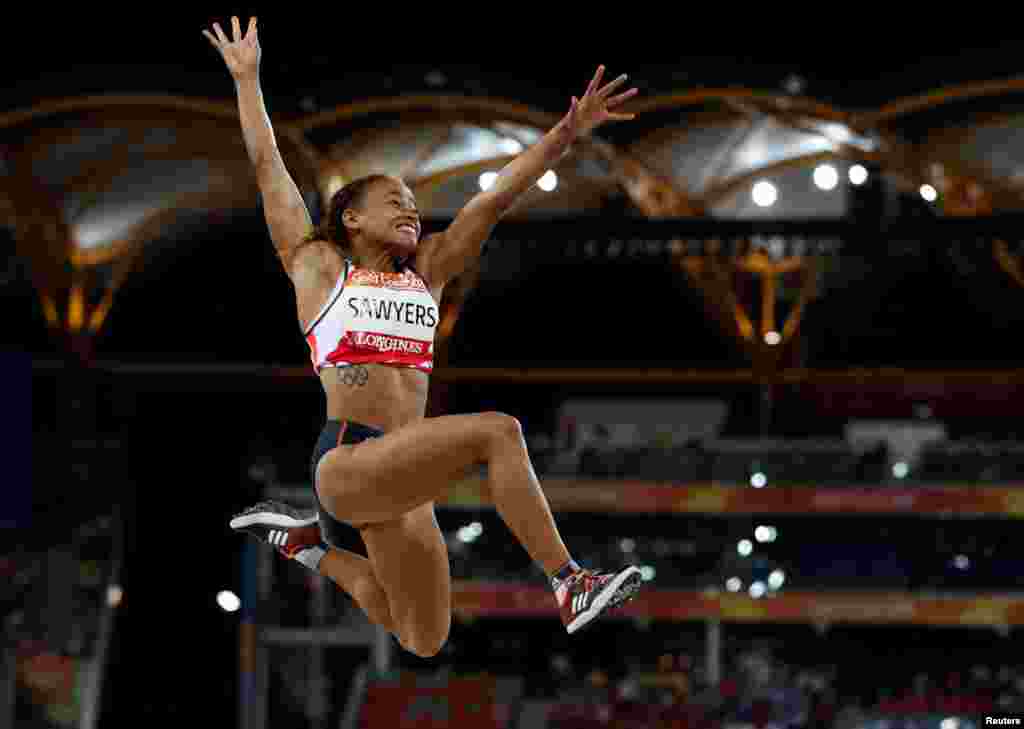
left=206, top=16, right=644, bottom=657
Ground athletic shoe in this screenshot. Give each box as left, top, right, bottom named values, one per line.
left=555, top=565, right=644, bottom=634
left=229, top=500, right=324, bottom=562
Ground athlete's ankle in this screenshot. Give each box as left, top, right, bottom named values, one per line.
left=549, top=559, right=581, bottom=586
left=296, top=544, right=328, bottom=571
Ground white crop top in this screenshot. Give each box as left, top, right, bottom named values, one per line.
left=304, top=259, right=439, bottom=374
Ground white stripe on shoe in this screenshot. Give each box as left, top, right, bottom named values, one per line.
left=566, top=566, right=642, bottom=634
left=230, top=512, right=317, bottom=530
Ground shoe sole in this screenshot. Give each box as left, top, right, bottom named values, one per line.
left=567, top=566, right=643, bottom=634
left=229, top=511, right=318, bottom=530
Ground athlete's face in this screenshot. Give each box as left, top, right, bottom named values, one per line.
left=350, top=177, right=421, bottom=255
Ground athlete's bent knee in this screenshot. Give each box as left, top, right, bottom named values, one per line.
left=480, top=411, right=524, bottom=444
left=399, top=629, right=448, bottom=659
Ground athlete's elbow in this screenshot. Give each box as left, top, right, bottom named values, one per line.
left=253, top=154, right=280, bottom=185
left=400, top=632, right=448, bottom=659
left=472, top=188, right=512, bottom=220
left=243, top=134, right=273, bottom=171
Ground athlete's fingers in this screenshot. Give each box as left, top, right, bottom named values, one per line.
left=584, top=65, right=604, bottom=99
left=213, top=22, right=230, bottom=45
left=606, top=87, right=639, bottom=108
left=598, top=73, right=629, bottom=99
left=247, top=16, right=257, bottom=39
left=231, top=16, right=242, bottom=42
left=202, top=29, right=221, bottom=48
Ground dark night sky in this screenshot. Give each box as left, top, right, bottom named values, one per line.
left=2, top=13, right=1021, bottom=114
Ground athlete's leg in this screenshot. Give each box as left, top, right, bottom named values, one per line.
left=316, top=412, right=571, bottom=576
left=357, top=503, right=451, bottom=658
left=229, top=501, right=396, bottom=632
left=317, top=547, right=395, bottom=634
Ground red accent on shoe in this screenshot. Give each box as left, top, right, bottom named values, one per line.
left=278, top=523, right=323, bottom=560
left=556, top=566, right=644, bottom=634
left=557, top=570, right=615, bottom=627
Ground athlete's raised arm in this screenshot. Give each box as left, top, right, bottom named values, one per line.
left=203, top=17, right=311, bottom=274
left=416, top=66, right=638, bottom=288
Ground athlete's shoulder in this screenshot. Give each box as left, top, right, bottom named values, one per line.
left=291, top=239, right=344, bottom=275
left=412, top=232, right=452, bottom=281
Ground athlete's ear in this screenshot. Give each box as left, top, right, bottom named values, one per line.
left=342, top=207, right=361, bottom=234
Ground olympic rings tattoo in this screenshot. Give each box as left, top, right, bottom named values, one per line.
left=337, top=365, right=369, bottom=388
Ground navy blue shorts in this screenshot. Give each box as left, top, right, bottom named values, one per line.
left=311, top=420, right=384, bottom=546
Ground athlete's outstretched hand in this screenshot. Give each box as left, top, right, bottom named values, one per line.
left=561, top=66, right=639, bottom=139
left=203, top=16, right=260, bottom=82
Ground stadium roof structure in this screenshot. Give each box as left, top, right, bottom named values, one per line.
left=5, top=57, right=1024, bottom=361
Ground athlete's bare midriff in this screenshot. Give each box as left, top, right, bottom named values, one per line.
left=292, top=239, right=443, bottom=432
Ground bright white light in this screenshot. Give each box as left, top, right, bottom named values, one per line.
left=820, top=122, right=853, bottom=146
left=755, top=526, right=772, bottom=543
left=920, top=184, right=938, bottom=202
left=749, top=581, right=766, bottom=599
left=751, top=181, right=778, bottom=208
left=813, top=164, right=839, bottom=191
left=498, top=137, right=524, bottom=155
left=457, top=521, right=484, bottom=543
left=106, top=584, right=123, bottom=608
left=892, top=461, right=909, bottom=479
left=74, top=206, right=152, bottom=250
left=764, top=331, right=781, bottom=346
left=726, top=577, right=742, bottom=592
left=640, top=565, right=656, bottom=581
left=479, top=171, right=499, bottom=191
left=783, top=74, right=806, bottom=95
left=954, top=554, right=970, bottom=570
left=538, top=170, right=558, bottom=192
left=216, top=590, right=241, bottom=613
left=750, top=472, right=767, bottom=489
left=768, top=569, right=786, bottom=589
left=941, top=717, right=960, bottom=729
left=620, top=538, right=636, bottom=553
left=849, top=164, right=869, bottom=186
left=737, top=539, right=753, bottom=557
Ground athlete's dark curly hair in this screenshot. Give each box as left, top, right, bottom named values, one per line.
left=305, top=174, right=391, bottom=254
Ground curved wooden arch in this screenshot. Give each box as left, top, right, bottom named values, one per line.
left=625, top=89, right=851, bottom=124
left=292, top=94, right=561, bottom=134
left=406, top=155, right=517, bottom=193
left=0, top=95, right=243, bottom=129
left=71, top=237, right=139, bottom=268
left=917, top=110, right=1024, bottom=163
left=72, top=174, right=259, bottom=266
left=864, top=75, right=1024, bottom=126
left=624, top=109, right=748, bottom=161
left=0, top=94, right=323, bottom=185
